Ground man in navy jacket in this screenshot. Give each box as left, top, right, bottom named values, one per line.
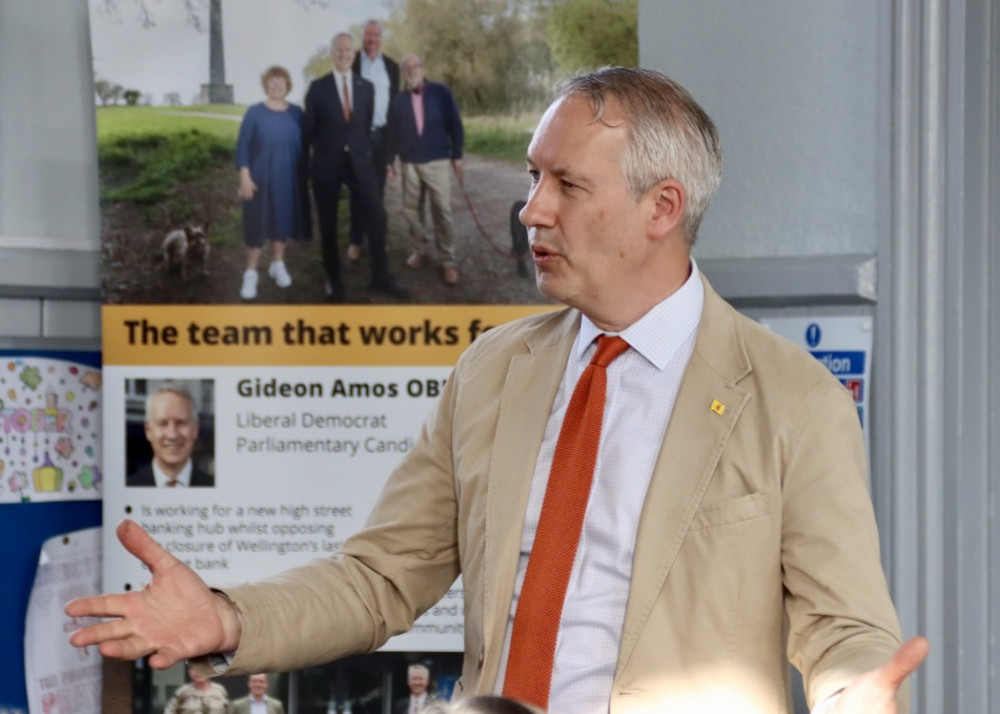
left=387, top=54, right=465, bottom=286
left=304, top=32, right=407, bottom=301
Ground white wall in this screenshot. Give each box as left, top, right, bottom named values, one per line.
left=640, top=2, right=1000, bottom=713
left=640, top=1, right=884, bottom=259
left=0, top=0, right=100, bottom=343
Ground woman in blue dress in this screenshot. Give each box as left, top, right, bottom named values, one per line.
left=235, top=65, right=311, bottom=300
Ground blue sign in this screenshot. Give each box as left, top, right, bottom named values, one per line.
left=805, top=323, right=822, bottom=348
left=810, top=350, right=865, bottom=375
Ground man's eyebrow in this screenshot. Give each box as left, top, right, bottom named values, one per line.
left=524, top=157, right=576, bottom=179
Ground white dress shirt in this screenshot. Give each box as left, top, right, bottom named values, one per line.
left=497, top=262, right=704, bottom=712
left=333, top=69, right=352, bottom=118
left=152, top=458, right=192, bottom=487
left=358, top=52, right=390, bottom=128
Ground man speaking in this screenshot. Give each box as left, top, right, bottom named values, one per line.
left=73, top=68, right=925, bottom=713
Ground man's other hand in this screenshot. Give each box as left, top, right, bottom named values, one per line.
left=831, top=636, right=930, bottom=713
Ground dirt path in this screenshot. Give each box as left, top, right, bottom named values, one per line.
left=102, top=154, right=553, bottom=307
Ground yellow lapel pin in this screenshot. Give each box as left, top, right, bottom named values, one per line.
left=710, top=399, right=726, bottom=415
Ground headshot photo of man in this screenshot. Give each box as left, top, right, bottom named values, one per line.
left=126, top=380, right=214, bottom=488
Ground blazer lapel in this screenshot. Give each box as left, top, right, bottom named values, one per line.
left=615, top=278, right=752, bottom=676
left=350, top=74, right=365, bottom=121
left=481, top=309, right=579, bottom=681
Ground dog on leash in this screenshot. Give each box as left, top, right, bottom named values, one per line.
left=162, top=224, right=210, bottom=280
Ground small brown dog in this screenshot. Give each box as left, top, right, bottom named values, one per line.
left=162, top=224, right=210, bottom=280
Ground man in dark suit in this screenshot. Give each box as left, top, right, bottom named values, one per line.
left=392, top=663, right=437, bottom=714
left=126, top=383, right=213, bottom=487
left=348, top=19, right=400, bottom=263
left=231, top=673, right=284, bottom=714
left=304, top=32, right=407, bottom=302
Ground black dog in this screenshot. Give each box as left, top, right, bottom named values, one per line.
left=510, top=200, right=530, bottom=278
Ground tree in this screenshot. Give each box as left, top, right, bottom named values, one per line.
left=383, top=0, right=553, bottom=114
left=123, top=89, right=142, bottom=105
left=302, top=44, right=333, bottom=85
left=95, top=78, right=125, bottom=106
left=163, top=92, right=182, bottom=106
left=544, top=0, right=638, bottom=74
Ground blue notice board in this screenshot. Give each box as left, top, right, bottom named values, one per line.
left=0, top=350, right=102, bottom=714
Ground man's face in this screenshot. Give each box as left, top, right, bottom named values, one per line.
left=248, top=674, right=268, bottom=698
left=332, top=35, right=355, bottom=73
left=362, top=22, right=382, bottom=57
left=144, top=392, right=198, bottom=475
left=402, top=57, right=425, bottom=91
left=407, top=668, right=429, bottom=695
left=520, top=95, right=652, bottom=319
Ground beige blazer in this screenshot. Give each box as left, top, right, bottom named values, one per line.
left=223, top=278, right=903, bottom=713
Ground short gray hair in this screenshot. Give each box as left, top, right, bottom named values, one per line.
left=556, top=66, right=723, bottom=245
left=400, top=53, right=424, bottom=70
left=331, top=31, right=354, bottom=48
left=145, top=383, right=197, bottom=423
left=407, top=663, right=430, bottom=677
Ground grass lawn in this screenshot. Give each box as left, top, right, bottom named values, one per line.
left=463, top=114, right=537, bottom=163
left=96, top=105, right=245, bottom=142
left=95, top=106, right=536, bottom=171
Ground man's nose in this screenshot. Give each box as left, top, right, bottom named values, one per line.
left=519, top=179, right=554, bottom=229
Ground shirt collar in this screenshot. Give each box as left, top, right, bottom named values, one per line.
left=577, top=258, right=704, bottom=370
left=360, top=52, right=383, bottom=69
left=152, top=458, right=193, bottom=487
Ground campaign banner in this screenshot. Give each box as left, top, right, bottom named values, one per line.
left=102, top=304, right=554, bottom=651
left=89, top=0, right=636, bottom=667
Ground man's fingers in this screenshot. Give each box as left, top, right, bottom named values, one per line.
left=97, top=637, right=155, bottom=662
left=877, top=636, right=930, bottom=689
left=68, top=617, right=135, bottom=648
left=148, top=647, right=186, bottom=670
left=65, top=590, right=135, bottom=619
left=117, top=519, right=179, bottom=575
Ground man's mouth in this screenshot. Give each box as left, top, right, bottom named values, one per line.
left=531, top=245, right=559, bottom=263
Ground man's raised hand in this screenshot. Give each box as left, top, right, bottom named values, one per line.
left=65, top=519, right=242, bottom=669
left=832, top=636, right=930, bottom=713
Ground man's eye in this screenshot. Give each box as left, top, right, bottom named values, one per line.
left=528, top=170, right=540, bottom=183
left=561, top=180, right=577, bottom=190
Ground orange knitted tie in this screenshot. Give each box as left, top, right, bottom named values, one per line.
left=342, top=75, right=351, bottom=122
left=502, top=334, right=630, bottom=710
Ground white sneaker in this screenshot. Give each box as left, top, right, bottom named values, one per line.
left=240, top=269, right=258, bottom=300
left=268, top=260, right=292, bottom=288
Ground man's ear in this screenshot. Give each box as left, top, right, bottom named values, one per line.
left=647, top=179, right=685, bottom=240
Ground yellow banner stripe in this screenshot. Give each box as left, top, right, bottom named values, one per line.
left=103, top=304, right=559, bottom=366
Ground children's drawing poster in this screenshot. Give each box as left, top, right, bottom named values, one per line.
left=0, top=353, right=102, bottom=503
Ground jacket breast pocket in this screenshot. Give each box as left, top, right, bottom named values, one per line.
left=688, top=492, right=769, bottom=531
